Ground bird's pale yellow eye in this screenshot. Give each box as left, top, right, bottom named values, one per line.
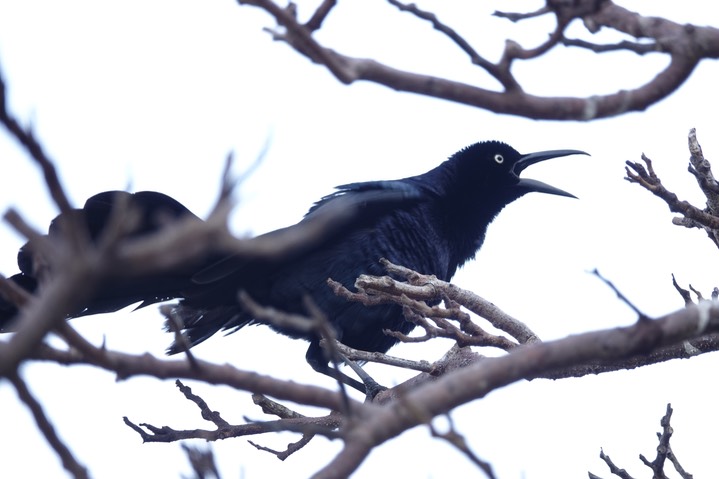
left=494, top=154, right=504, bottom=164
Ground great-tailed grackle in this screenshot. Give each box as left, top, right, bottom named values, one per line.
left=0, top=141, right=585, bottom=392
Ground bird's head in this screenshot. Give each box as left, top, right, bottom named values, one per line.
left=449, top=140, right=587, bottom=203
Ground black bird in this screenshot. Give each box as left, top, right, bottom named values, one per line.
left=0, top=141, right=584, bottom=392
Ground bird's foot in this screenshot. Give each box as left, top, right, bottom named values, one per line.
left=361, top=376, right=387, bottom=400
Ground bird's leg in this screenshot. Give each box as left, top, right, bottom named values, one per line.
left=306, top=341, right=366, bottom=393
left=336, top=351, right=387, bottom=399
left=305, top=341, right=386, bottom=399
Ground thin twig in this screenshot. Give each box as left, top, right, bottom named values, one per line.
left=429, top=415, right=497, bottom=479
left=0, top=70, right=73, bottom=215
left=493, top=6, right=551, bottom=22
left=591, top=269, right=649, bottom=320
left=305, top=0, right=337, bottom=31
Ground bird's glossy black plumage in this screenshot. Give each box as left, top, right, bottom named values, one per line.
left=0, top=141, right=584, bottom=390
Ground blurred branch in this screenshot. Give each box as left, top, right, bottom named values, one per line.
left=181, top=444, right=221, bottom=479
left=493, top=6, right=551, bottom=23
left=671, top=273, right=718, bottom=306
left=8, top=371, right=89, bottom=479
left=0, top=69, right=73, bottom=214
left=672, top=273, right=694, bottom=306
left=429, top=414, right=497, bottom=479
left=237, top=0, right=718, bottom=120
left=30, top=340, right=349, bottom=411
left=304, top=0, right=336, bottom=32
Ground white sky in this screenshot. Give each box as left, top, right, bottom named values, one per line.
left=1, top=1, right=718, bottom=478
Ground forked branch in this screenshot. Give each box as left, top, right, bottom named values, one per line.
left=237, top=0, right=719, bottom=120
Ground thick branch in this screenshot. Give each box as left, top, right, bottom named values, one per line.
left=26, top=341, right=350, bottom=412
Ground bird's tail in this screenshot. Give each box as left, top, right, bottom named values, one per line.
left=163, top=302, right=252, bottom=354
left=0, top=191, right=205, bottom=331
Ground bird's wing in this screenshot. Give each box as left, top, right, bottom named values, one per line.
left=191, top=179, right=426, bottom=286
left=37, top=191, right=199, bottom=246
left=305, top=179, right=425, bottom=216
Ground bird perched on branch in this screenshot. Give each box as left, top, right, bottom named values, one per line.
left=0, top=141, right=585, bottom=393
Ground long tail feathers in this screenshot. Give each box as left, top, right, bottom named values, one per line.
left=0, top=191, right=201, bottom=330
left=164, top=303, right=250, bottom=354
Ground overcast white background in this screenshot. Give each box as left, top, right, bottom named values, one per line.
left=0, top=1, right=718, bottom=478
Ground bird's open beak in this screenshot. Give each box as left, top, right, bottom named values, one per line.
left=513, top=149, right=588, bottom=198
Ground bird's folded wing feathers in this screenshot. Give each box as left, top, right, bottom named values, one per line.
left=192, top=180, right=426, bottom=285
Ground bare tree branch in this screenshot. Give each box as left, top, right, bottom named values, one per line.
left=429, top=415, right=497, bottom=479
left=593, top=448, right=636, bottom=479
left=387, top=0, right=520, bottom=91
left=304, top=0, right=337, bottom=32
left=591, top=404, right=693, bottom=479
left=248, top=394, right=319, bottom=459
left=314, top=302, right=719, bottom=478
left=672, top=274, right=694, bottom=306
left=236, top=0, right=719, bottom=120
left=591, top=269, right=648, bottom=320
left=115, top=369, right=333, bottom=449
left=0, top=69, right=73, bottom=215
left=494, top=6, right=551, bottom=23
left=176, top=380, right=230, bottom=428
left=329, top=258, right=538, bottom=347
left=27, top=339, right=350, bottom=411
left=626, top=129, right=719, bottom=250
left=626, top=157, right=719, bottom=232
left=3, top=18, right=719, bottom=473
left=329, top=339, right=433, bottom=373
left=638, top=404, right=693, bottom=478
